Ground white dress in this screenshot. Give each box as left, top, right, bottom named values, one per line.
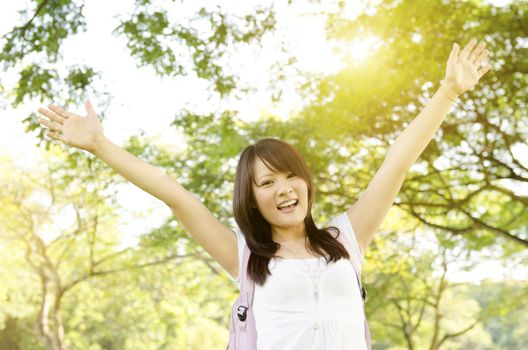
left=229, top=212, right=368, bottom=350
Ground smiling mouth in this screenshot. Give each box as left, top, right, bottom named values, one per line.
left=277, top=199, right=299, bottom=211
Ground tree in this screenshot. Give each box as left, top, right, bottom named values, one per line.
left=156, top=0, right=528, bottom=254
left=364, top=228, right=500, bottom=350
left=317, top=0, right=528, bottom=249
left=1, top=0, right=526, bottom=348
left=1, top=0, right=277, bottom=108
left=0, top=149, right=214, bottom=349
left=155, top=1, right=528, bottom=347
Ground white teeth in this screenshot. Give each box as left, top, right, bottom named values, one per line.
left=277, top=199, right=298, bottom=208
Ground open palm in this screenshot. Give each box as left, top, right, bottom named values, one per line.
left=37, top=100, right=104, bottom=153
left=443, top=39, right=491, bottom=97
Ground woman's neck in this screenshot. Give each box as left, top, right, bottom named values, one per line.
left=272, top=224, right=306, bottom=243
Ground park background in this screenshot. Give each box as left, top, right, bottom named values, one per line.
left=0, top=0, right=527, bottom=349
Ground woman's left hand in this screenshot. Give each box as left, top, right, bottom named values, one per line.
left=442, top=38, right=491, bottom=99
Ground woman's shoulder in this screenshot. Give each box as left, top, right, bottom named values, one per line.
left=325, top=212, right=365, bottom=265
left=228, top=226, right=248, bottom=286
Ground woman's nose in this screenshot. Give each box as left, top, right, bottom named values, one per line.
left=278, top=180, right=294, bottom=196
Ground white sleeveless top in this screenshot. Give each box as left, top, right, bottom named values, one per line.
left=229, top=212, right=367, bottom=350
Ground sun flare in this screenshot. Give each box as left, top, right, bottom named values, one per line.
left=344, top=36, right=379, bottom=63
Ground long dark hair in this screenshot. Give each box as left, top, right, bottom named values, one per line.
left=233, top=138, right=349, bottom=286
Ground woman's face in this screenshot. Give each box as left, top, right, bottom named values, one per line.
left=251, top=157, right=309, bottom=235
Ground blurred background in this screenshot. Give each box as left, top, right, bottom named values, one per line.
left=0, top=0, right=526, bottom=349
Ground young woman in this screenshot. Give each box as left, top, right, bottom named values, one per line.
left=36, top=39, right=490, bottom=349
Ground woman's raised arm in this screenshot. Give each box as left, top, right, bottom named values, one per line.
left=347, top=39, right=491, bottom=254
left=36, top=100, right=239, bottom=279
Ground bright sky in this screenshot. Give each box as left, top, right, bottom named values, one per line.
left=0, top=0, right=525, bottom=283
left=0, top=0, right=350, bottom=245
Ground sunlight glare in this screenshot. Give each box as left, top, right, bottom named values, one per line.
left=344, top=36, right=379, bottom=63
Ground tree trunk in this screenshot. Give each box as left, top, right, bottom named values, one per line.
left=35, top=269, right=68, bottom=350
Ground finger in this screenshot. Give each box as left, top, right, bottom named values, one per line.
left=470, top=42, right=486, bottom=65
left=478, top=63, right=491, bottom=79
left=38, top=116, right=64, bottom=133
left=460, top=38, right=478, bottom=61
left=85, top=99, right=96, bottom=117
left=48, top=104, right=77, bottom=119
left=475, top=49, right=489, bottom=67
left=37, top=107, right=66, bottom=125
left=46, top=130, right=66, bottom=143
left=450, top=43, right=458, bottom=65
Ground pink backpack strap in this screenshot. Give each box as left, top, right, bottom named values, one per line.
left=227, top=242, right=257, bottom=349
left=228, top=226, right=371, bottom=350
left=238, top=243, right=256, bottom=323
left=334, top=228, right=372, bottom=350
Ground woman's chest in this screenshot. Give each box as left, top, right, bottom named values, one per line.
left=254, top=258, right=361, bottom=306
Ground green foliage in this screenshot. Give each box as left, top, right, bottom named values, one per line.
left=1, top=0, right=527, bottom=348
left=59, top=252, right=234, bottom=349
left=0, top=0, right=86, bottom=67
left=167, top=110, right=247, bottom=217
left=65, top=66, right=98, bottom=92
left=0, top=145, right=238, bottom=349
left=12, top=64, right=98, bottom=107
left=13, top=64, right=58, bottom=106
left=155, top=0, right=527, bottom=347
left=469, top=280, right=528, bottom=349
left=113, top=1, right=277, bottom=95
left=116, top=10, right=184, bottom=77
left=304, top=0, right=528, bottom=251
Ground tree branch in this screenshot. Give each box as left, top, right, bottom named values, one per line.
left=1, top=0, right=50, bottom=39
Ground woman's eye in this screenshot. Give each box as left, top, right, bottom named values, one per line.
left=262, top=181, right=272, bottom=186
left=288, top=173, right=297, bottom=178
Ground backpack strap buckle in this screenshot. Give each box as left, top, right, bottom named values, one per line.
left=237, top=305, right=248, bottom=321
left=361, top=286, right=367, bottom=301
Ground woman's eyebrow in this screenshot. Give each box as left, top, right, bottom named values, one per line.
left=257, top=173, right=274, bottom=181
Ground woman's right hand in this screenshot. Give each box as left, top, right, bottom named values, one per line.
left=37, top=100, right=104, bottom=153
